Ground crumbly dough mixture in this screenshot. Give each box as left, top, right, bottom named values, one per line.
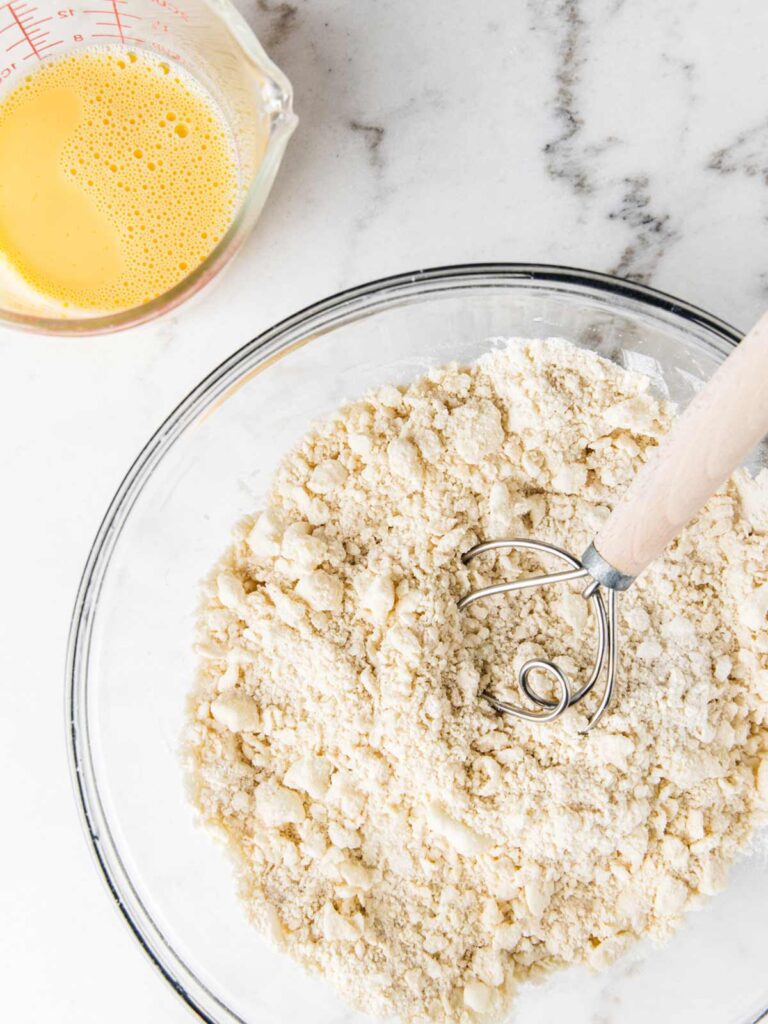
left=186, top=338, right=768, bottom=1023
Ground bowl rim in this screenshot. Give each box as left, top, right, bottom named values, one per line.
left=67, top=262, right=765, bottom=1024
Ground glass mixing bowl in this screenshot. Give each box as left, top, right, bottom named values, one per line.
left=67, top=265, right=768, bottom=1024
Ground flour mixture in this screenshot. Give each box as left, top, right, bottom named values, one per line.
left=186, top=338, right=768, bottom=1023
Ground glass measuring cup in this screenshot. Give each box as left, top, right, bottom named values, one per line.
left=0, top=0, right=296, bottom=334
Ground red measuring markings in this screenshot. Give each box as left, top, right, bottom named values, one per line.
left=1, top=1, right=62, bottom=60
left=149, top=0, right=187, bottom=22
left=82, top=0, right=143, bottom=43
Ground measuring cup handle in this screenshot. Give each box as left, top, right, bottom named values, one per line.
left=593, top=310, right=768, bottom=580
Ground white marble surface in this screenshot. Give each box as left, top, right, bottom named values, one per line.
left=2, top=0, right=768, bottom=1021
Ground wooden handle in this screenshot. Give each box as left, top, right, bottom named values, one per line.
left=594, top=311, right=768, bottom=579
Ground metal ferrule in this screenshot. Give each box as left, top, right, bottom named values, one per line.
left=581, top=542, right=635, bottom=592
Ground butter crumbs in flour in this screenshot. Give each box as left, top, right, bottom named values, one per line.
left=186, top=338, right=768, bottom=1023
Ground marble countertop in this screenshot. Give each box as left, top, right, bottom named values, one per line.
left=2, top=0, right=768, bottom=1021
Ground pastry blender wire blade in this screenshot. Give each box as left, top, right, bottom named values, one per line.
left=458, top=311, right=768, bottom=729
